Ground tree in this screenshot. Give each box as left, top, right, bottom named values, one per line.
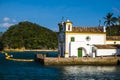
left=0, top=37, right=3, bottom=51
left=112, top=17, right=118, bottom=25
left=104, top=13, right=115, bottom=35
left=1, top=21, right=58, bottom=50
left=0, top=32, right=3, bottom=37
left=104, top=13, right=114, bottom=26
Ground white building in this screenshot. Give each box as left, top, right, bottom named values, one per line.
left=58, top=20, right=120, bottom=58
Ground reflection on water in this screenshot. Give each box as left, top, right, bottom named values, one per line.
left=0, top=52, right=120, bottom=80
left=62, top=66, right=117, bottom=74
left=59, top=66, right=120, bottom=80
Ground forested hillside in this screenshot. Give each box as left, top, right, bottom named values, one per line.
left=0, top=32, right=3, bottom=37
left=1, top=21, right=58, bottom=50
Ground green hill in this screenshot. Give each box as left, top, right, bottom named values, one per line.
left=1, top=21, right=58, bottom=50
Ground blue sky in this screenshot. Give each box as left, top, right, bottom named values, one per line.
left=0, top=0, right=120, bottom=32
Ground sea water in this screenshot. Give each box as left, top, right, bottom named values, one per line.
left=0, top=52, right=120, bottom=80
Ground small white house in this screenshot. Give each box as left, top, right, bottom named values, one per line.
left=58, top=20, right=120, bottom=58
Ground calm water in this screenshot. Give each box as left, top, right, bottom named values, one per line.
left=0, top=52, right=120, bottom=80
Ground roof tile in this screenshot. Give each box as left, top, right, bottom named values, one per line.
left=94, top=44, right=120, bottom=49
left=72, top=27, right=103, bottom=32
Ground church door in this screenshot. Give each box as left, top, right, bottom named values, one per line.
left=78, top=48, right=82, bottom=57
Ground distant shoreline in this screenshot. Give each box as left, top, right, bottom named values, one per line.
left=3, top=49, right=58, bottom=52
left=25, top=49, right=58, bottom=52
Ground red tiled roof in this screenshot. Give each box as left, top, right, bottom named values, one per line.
left=106, top=36, right=120, bottom=40
left=94, top=45, right=120, bottom=49
left=72, top=27, right=103, bottom=32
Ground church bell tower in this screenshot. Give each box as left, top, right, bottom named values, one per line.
left=58, top=19, right=72, bottom=57
left=64, top=19, right=72, bottom=32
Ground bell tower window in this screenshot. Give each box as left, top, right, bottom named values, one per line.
left=68, top=25, right=70, bottom=30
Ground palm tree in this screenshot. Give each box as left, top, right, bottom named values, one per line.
left=112, top=17, right=118, bottom=25
left=104, top=13, right=114, bottom=26
left=104, top=13, right=115, bottom=35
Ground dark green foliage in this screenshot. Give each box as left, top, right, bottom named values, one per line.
left=104, top=13, right=120, bottom=36
left=104, top=13, right=114, bottom=26
left=0, top=37, right=3, bottom=51
left=0, top=32, right=3, bottom=37
left=106, top=25, right=120, bottom=36
left=0, top=32, right=3, bottom=50
left=1, top=21, right=58, bottom=49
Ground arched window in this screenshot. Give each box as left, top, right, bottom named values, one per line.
left=68, top=25, right=70, bottom=30
left=71, top=37, right=75, bottom=42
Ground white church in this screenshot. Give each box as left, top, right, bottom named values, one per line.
left=58, top=19, right=120, bottom=58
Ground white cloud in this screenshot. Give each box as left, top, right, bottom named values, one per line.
left=0, top=17, right=17, bottom=29
left=12, top=19, right=17, bottom=23
left=0, top=22, right=14, bottom=28
left=3, top=17, right=10, bottom=22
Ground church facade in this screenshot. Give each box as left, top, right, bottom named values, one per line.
left=58, top=20, right=120, bottom=58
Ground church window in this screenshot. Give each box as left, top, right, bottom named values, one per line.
left=71, top=37, right=75, bottom=42
left=86, top=36, right=91, bottom=41
left=68, top=25, right=70, bottom=30
left=114, top=42, right=116, bottom=44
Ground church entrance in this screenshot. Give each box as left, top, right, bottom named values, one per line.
left=78, top=48, right=82, bottom=57
left=78, top=47, right=87, bottom=57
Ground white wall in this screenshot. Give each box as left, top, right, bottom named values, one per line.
left=106, top=41, right=120, bottom=44
left=96, top=49, right=117, bottom=56
left=65, top=33, right=105, bottom=56
left=67, top=33, right=105, bottom=45
left=70, top=42, right=93, bottom=57
left=65, top=23, right=72, bottom=31
left=70, top=42, right=86, bottom=57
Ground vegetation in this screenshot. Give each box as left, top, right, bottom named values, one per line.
left=104, top=13, right=114, bottom=26
left=106, top=25, right=120, bottom=36
left=1, top=21, right=58, bottom=50
left=104, top=12, right=120, bottom=36
left=0, top=32, right=3, bottom=50
left=0, top=37, right=3, bottom=51
left=0, top=32, right=3, bottom=37
left=0, top=13, right=120, bottom=51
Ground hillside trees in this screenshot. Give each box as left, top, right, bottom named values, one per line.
left=1, top=21, right=58, bottom=50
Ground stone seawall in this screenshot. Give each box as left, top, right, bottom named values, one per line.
left=35, top=54, right=120, bottom=66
